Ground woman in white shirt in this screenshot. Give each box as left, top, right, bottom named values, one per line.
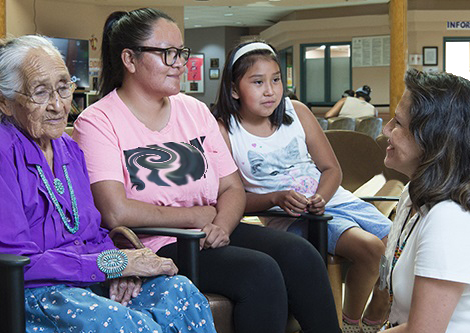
left=382, top=68, right=470, bottom=332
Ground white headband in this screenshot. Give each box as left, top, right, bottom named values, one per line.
left=231, top=42, right=276, bottom=66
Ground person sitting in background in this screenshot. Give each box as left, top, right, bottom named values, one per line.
left=286, top=89, right=299, bottom=100
left=0, top=35, right=215, bottom=333
left=325, top=85, right=377, bottom=119
left=382, top=69, right=470, bottom=332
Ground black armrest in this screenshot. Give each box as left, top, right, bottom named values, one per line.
left=244, top=212, right=333, bottom=266
left=360, top=196, right=400, bottom=202
left=0, top=253, right=30, bottom=333
left=131, top=227, right=205, bottom=285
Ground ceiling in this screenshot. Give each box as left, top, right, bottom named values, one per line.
left=68, top=0, right=389, bottom=29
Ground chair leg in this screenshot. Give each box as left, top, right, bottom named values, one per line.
left=327, top=255, right=343, bottom=327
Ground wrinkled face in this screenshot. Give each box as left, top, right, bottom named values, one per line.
left=131, top=19, right=186, bottom=97
left=382, top=89, right=423, bottom=177
left=232, top=58, right=283, bottom=121
left=0, top=48, right=71, bottom=145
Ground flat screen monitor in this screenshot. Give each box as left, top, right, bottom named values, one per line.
left=46, top=37, right=89, bottom=89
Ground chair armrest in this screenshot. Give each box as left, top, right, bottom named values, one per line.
left=0, top=253, right=30, bottom=333
left=244, top=212, right=332, bottom=266
left=360, top=196, right=400, bottom=202
left=130, top=227, right=206, bottom=285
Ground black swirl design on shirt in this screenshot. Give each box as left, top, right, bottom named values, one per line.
left=124, top=141, right=208, bottom=190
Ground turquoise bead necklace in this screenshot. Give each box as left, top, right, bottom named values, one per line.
left=36, top=164, right=80, bottom=234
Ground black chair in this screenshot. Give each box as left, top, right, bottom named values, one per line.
left=0, top=253, right=30, bottom=333
left=0, top=227, right=205, bottom=333
left=129, top=213, right=332, bottom=333
left=245, top=211, right=332, bottom=266
left=0, top=212, right=331, bottom=333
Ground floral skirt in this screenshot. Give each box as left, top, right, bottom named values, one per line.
left=25, top=275, right=215, bottom=333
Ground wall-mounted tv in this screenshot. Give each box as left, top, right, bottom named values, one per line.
left=46, top=37, right=89, bottom=89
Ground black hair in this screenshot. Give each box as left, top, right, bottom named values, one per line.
left=355, top=85, right=371, bottom=102
left=212, top=40, right=291, bottom=133
left=342, top=89, right=355, bottom=98
left=100, top=8, right=175, bottom=97
left=405, top=68, right=470, bottom=212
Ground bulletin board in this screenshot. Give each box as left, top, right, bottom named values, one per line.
left=352, top=35, right=390, bottom=67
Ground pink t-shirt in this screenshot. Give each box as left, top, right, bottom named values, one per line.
left=73, top=90, right=237, bottom=251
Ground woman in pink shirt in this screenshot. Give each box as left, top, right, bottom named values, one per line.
left=73, top=8, right=340, bottom=333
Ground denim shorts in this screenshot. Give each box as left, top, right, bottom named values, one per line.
left=285, top=200, right=392, bottom=254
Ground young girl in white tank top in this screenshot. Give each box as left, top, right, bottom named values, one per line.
left=213, top=41, right=392, bottom=333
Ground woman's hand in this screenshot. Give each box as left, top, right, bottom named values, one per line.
left=121, top=248, right=178, bottom=277
left=273, top=190, right=310, bottom=216
left=109, top=276, right=142, bottom=306
left=307, top=193, right=326, bottom=215
left=200, top=223, right=230, bottom=249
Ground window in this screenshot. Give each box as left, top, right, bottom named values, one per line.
left=444, top=37, right=470, bottom=80
left=300, top=42, right=352, bottom=105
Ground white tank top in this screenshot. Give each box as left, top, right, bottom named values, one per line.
left=228, top=97, right=357, bottom=207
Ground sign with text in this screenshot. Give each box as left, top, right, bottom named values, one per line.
left=352, top=35, right=390, bottom=67
left=447, top=21, right=470, bottom=30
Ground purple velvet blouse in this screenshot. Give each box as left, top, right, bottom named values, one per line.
left=0, top=121, right=116, bottom=288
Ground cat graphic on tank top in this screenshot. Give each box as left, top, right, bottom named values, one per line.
left=247, top=138, right=321, bottom=197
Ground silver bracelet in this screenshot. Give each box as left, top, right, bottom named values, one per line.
left=97, top=249, right=128, bottom=279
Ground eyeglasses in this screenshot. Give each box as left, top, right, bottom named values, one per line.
left=15, top=82, right=76, bottom=105
left=132, top=46, right=191, bottom=66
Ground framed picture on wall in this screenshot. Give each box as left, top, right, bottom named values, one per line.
left=209, top=68, right=219, bottom=80
left=210, top=58, right=219, bottom=68
left=423, top=46, right=438, bottom=66
left=184, top=53, right=204, bottom=93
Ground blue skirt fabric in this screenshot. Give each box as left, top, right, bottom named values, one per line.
left=25, top=275, right=215, bottom=333
left=286, top=200, right=392, bottom=254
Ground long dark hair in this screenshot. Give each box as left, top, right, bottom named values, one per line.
left=100, top=8, right=175, bottom=97
left=212, top=40, right=291, bottom=133
left=406, top=68, right=470, bottom=212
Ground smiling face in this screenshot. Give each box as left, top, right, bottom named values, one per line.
left=232, top=57, right=283, bottom=122
left=382, top=89, right=423, bottom=177
left=0, top=48, right=71, bottom=147
left=130, top=18, right=186, bottom=97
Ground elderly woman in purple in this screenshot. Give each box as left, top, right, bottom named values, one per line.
left=0, top=35, right=215, bottom=333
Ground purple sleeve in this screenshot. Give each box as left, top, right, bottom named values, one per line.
left=0, top=144, right=109, bottom=287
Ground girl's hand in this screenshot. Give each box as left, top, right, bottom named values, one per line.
left=109, top=276, right=142, bottom=306
left=307, top=194, right=326, bottom=215
left=121, top=248, right=178, bottom=277
left=200, top=223, right=230, bottom=249
left=273, top=190, right=310, bottom=216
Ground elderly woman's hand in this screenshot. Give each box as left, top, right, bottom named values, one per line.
left=109, top=276, right=142, bottom=306
left=121, top=248, right=178, bottom=277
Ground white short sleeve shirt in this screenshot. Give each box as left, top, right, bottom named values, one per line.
left=389, top=189, right=470, bottom=332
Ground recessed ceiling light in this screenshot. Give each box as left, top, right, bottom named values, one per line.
left=236, top=22, right=242, bottom=25
left=184, top=17, right=189, bottom=20
left=268, top=0, right=281, bottom=2
left=194, top=24, right=203, bottom=27
left=224, top=13, right=233, bottom=17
